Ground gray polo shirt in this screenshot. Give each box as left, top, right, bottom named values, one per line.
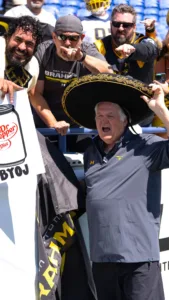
left=84, top=130, right=169, bottom=263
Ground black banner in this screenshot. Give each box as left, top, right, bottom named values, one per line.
left=38, top=213, right=76, bottom=299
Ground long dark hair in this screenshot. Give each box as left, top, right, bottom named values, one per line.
left=4, top=15, right=43, bottom=53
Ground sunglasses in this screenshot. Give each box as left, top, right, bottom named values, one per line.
left=111, top=21, right=134, bottom=28
left=57, top=34, right=81, bottom=42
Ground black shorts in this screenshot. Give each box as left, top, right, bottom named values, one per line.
left=92, top=261, right=165, bottom=300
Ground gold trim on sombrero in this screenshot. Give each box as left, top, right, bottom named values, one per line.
left=62, top=73, right=153, bottom=127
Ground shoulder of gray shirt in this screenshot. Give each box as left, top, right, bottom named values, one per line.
left=81, top=42, right=106, bottom=61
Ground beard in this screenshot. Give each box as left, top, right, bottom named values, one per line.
left=30, top=1, right=43, bottom=8
left=113, top=31, right=134, bottom=46
left=6, top=46, right=31, bottom=67
left=114, top=36, right=127, bottom=46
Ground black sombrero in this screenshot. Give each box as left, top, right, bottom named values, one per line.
left=62, top=73, right=153, bottom=129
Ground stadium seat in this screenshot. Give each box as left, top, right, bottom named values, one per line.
left=144, top=8, right=159, bottom=15
left=128, top=0, right=144, bottom=6
left=159, top=0, right=169, bottom=9
left=62, top=0, right=80, bottom=7
left=114, top=0, right=128, bottom=4
left=44, top=0, right=60, bottom=4
left=144, top=14, right=159, bottom=21
left=108, top=4, right=115, bottom=11
left=77, top=8, right=91, bottom=19
left=136, top=14, right=144, bottom=21
left=0, top=0, right=3, bottom=11
left=159, top=16, right=168, bottom=26
left=144, top=0, right=159, bottom=8
left=57, top=6, right=78, bottom=17
left=144, top=8, right=159, bottom=21
left=43, top=4, right=59, bottom=18
left=159, top=9, right=169, bottom=17
left=134, top=6, right=144, bottom=14
left=136, top=23, right=145, bottom=35
left=79, top=2, right=87, bottom=9
left=156, top=23, right=168, bottom=40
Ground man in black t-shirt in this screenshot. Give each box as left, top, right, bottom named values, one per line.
left=29, top=14, right=112, bottom=136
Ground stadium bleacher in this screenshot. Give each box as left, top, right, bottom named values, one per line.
left=43, top=0, right=169, bottom=41
left=0, top=0, right=168, bottom=40
left=0, top=0, right=4, bottom=12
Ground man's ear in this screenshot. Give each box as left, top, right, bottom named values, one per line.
left=81, top=34, right=85, bottom=41
left=124, top=118, right=128, bottom=127
left=52, top=32, right=56, bottom=41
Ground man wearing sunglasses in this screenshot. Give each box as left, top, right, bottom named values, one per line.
left=29, top=14, right=112, bottom=138
left=95, top=4, right=159, bottom=85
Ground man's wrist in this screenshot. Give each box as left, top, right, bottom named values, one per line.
left=48, top=120, right=58, bottom=128
left=78, top=50, right=86, bottom=62
left=155, top=105, right=169, bottom=121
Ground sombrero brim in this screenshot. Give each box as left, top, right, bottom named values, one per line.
left=62, top=73, right=153, bottom=129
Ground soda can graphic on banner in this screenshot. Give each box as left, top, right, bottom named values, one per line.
left=0, top=104, right=27, bottom=167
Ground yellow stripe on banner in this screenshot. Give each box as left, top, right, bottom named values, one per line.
left=45, top=76, right=77, bottom=84
left=54, top=221, right=75, bottom=245
left=61, top=253, right=66, bottom=275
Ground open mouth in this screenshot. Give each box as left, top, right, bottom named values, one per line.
left=102, top=127, right=111, bottom=132
left=14, top=50, right=26, bottom=59
left=31, top=0, right=43, bottom=3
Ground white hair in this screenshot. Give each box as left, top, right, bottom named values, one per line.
left=94, top=102, right=127, bottom=122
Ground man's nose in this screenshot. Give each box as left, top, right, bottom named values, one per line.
left=102, top=116, right=109, bottom=123
left=118, top=24, right=124, bottom=31
left=64, top=39, right=71, bottom=47
left=18, top=42, right=26, bottom=51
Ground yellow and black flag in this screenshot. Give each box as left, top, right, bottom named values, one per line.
left=37, top=132, right=97, bottom=300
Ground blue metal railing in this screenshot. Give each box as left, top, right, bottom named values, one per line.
left=38, top=127, right=167, bottom=152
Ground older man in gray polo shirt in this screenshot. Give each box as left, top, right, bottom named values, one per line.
left=61, top=73, right=169, bottom=300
